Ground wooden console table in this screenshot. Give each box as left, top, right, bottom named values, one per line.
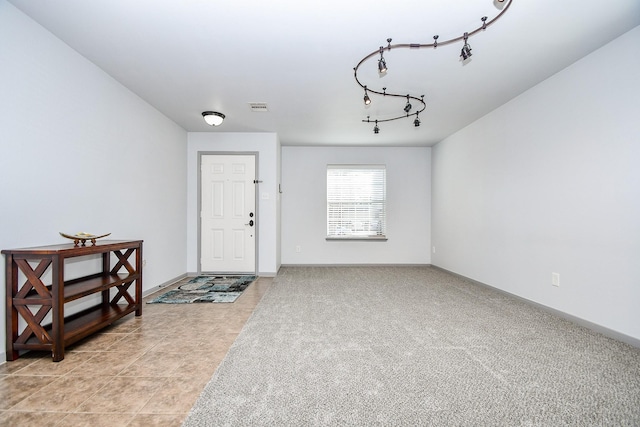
left=3, top=240, right=143, bottom=362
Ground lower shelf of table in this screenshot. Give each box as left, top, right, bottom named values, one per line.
left=13, top=302, right=140, bottom=353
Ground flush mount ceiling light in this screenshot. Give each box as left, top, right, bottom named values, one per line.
left=202, top=111, right=225, bottom=126
left=354, top=0, right=513, bottom=134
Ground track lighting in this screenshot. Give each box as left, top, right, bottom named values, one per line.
left=202, top=111, right=225, bottom=126
left=353, top=0, right=513, bottom=132
left=460, top=33, right=472, bottom=60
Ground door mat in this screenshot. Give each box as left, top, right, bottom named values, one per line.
left=147, top=275, right=257, bottom=304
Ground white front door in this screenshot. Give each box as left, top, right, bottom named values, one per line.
left=200, top=154, right=256, bottom=273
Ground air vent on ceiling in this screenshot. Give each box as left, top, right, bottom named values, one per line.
left=248, top=102, right=269, bottom=112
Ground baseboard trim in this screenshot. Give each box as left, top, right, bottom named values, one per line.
left=432, top=265, right=640, bottom=349
left=142, top=273, right=187, bottom=298
left=258, top=272, right=277, bottom=277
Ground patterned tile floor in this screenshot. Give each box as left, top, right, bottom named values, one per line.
left=0, top=276, right=272, bottom=426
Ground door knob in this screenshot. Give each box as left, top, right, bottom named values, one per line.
left=245, top=220, right=254, bottom=227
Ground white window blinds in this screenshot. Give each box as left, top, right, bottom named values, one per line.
left=327, top=165, right=386, bottom=239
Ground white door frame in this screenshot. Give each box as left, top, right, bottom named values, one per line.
left=197, top=151, right=259, bottom=275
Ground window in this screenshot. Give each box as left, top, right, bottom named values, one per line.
left=327, top=165, right=386, bottom=239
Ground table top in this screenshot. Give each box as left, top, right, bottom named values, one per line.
left=2, top=240, right=143, bottom=256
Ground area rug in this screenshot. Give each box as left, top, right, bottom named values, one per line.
left=147, top=275, right=257, bottom=303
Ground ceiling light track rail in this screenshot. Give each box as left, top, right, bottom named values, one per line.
left=354, top=0, right=513, bottom=133
left=361, top=90, right=426, bottom=124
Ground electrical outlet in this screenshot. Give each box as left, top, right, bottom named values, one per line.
left=552, top=273, right=560, bottom=287
left=432, top=246, right=436, bottom=254
left=295, top=245, right=301, bottom=253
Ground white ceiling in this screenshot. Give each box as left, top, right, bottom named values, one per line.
left=8, top=0, right=640, bottom=146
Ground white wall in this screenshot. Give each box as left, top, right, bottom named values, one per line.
left=0, top=1, right=188, bottom=361
left=186, top=133, right=281, bottom=276
left=432, top=26, right=640, bottom=342
left=281, top=146, right=431, bottom=265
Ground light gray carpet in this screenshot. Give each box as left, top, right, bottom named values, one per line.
left=183, top=266, right=640, bottom=426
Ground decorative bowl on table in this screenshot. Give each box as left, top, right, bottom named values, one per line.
left=59, top=232, right=111, bottom=247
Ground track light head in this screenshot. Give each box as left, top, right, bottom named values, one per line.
left=460, top=33, right=472, bottom=60
left=378, top=46, right=387, bottom=74
left=378, top=58, right=387, bottom=73
left=373, top=120, right=380, bottom=134
left=494, top=0, right=506, bottom=9
left=404, top=95, right=412, bottom=113
left=364, top=86, right=371, bottom=105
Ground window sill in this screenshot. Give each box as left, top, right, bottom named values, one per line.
left=326, top=236, right=388, bottom=241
